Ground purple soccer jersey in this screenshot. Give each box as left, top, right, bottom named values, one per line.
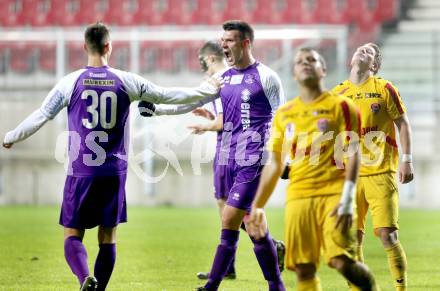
left=29, top=65, right=219, bottom=228
left=218, top=62, right=285, bottom=211
left=66, top=66, right=132, bottom=177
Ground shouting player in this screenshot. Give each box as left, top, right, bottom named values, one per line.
left=2, top=23, right=220, bottom=291
left=332, top=43, right=413, bottom=291
left=141, top=20, right=286, bottom=291
left=248, top=47, right=380, bottom=290
left=139, top=39, right=286, bottom=281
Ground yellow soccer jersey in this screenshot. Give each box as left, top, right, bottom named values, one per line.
left=332, top=76, right=406, bottom=176
left=268, top=91, right=360, bottom=199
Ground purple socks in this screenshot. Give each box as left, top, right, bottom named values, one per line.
left=251, top=233, right=285, bottom=291
left=94, top=243, right=116, bottom=291
left=205, top=229, right=240, bottom=291
left=64, top=236, right=89, bottom=285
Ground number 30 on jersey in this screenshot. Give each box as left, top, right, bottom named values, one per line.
left=81, top=89, right=117, bottom=129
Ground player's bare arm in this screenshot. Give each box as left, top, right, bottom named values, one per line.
left=394, top=114, right=414, bottom=184
left=188, top=114, right=223, bottom=135
left=331, top=148, right=360, bottom=234
left=248, top=151, right=284, bottom=239
left=192, top=107, right=216, bottom=120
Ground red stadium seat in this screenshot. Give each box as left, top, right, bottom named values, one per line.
left=54, top=0, right=81, bottom=26
left=156, top=41, right=177, bottom=72
left=196, top=0, right=228, bottom=25
left=76, top=0, right=108, bottom=26
left=374, top=0, right=399, bottom=22
left=296, top=0, right=321, bottom=24
left=37, top=43, right=56, bottom=73
left=105, top=0, right=138, bottom=26
left=140, top=42, right=159, bottom=73
left=318, top=0, right=350, bottom=24
left=167, top=0, right=198, bottom=25
left=223, top=0, right=246, bottom=23
left=0, top=0, right=26, bottom=26
left=23, top=0, right=53, bottom=26
left=109, top=42, right=131, bottom=71
left=67, top=43, right=86, bottom=71
left=9, top=43, right=37, bottom=74
left=145, top=0, right=171, bottom=25
left=263, top=0, right=300, bottom=24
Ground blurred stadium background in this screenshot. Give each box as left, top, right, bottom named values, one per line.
left=0, top=0, right=438, bottom=210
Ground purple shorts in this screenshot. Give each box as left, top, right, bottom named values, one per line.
left=59, top=174, right=127, bottom=229
left=223, top=160, right=263, bottom=212
left=213, top=152, right=228, bottom=200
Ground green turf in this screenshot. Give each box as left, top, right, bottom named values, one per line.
left=0, top=207, right=439, bottom=290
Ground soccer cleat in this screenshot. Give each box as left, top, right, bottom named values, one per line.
left=273, top=239, right=286, bottom=272
left=196, top=271, right=236, bottom=280
left=80, top=276, right=98, bottom=291
left=195, top=287, right=208, bottom=291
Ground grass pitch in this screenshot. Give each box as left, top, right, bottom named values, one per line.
left=0, top=206, right=439, bottom=290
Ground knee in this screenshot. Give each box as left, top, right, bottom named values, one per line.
left=378, top=228, right=398, bottom=247
left=357, top=230, right=365, bottom=245
left=295, top=264, right=316, bottom=281
left=329, top=256, right=351, bottom=272
left=98, top=227, right=117, bottom=244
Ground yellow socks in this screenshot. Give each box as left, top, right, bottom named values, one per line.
left=356, top=244, right=364, bottom=263
left=297, top=277, right=322, bottom=291
left=385, top=242, right=407, bottom=290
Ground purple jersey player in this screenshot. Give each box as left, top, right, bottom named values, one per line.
left=200, top=21, right=286, bottom=291
left=140, top=21, right=286, bottom=291
left=2, top=23, right=220, bottom=291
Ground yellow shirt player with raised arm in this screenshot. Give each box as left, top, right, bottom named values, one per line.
left=332, top=43, right=414, bottom=291
left=248, top=48, right=379, bottom=291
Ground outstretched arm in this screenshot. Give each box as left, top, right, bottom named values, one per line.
left=3, top=110, right=50, bottom=148
left=127, top=72, right=222, bottom=105
left=188, top=114, right=223, bottom=134
left=3, top=78, right=70, bottom=148
left=139, top=97, right=215, bottom=117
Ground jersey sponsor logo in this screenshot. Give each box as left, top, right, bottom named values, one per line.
left=230, top=74, right=244, bottom=85
left=370, top=103, right=381, bottom=114
left=317, top=118, right=329, bottom=132
left=241, top=89, right=251, bottom=130
left=312, top=109, right=330, bottom=116
left=83, top=79, right=115, bottom=87
left=241, top=89, right=251, bottom=102
left=365, top=92, right=381, bottom=98
left=89, top=72, right=107, bottom=78
left=361, top=125, right=378, bottom=136
left=244, top=74, right=255, bottom=84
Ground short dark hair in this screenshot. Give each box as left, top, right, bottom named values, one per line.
left=365, top=42, right=382, bottom=74
left=199, top=40, right=224, bottom=60
left=84, top=22, right=110, bottom=55
left=298, top=47, right=327, bottom=71
left=222, top=20, right=254, bottom=43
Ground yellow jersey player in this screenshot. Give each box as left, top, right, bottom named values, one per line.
left=248, top=48, right=379, bottom=291
left=332, top=43, right=413, bottom=291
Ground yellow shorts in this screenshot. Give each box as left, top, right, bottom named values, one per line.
left=284, top=194, right=356, bottom=271
left=357, top=173, right=399, bottom=234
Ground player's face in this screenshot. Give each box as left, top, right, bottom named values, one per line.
left=221, top=30, right=245, bottom=67
left=293, top=50, right=325, bottom=84
left=351, top=44, right=376, bottom=70
left=198, top=54, right=209, bottom=73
